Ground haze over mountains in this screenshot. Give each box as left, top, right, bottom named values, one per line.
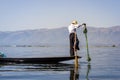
left=0, top=26, right=120, bottom=46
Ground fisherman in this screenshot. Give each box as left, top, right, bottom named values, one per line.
left=68, top=20, right=86, bottom=56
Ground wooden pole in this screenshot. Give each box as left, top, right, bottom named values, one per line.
left=74, top=32, right=79, bottom=68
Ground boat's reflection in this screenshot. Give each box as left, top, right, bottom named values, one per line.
left=0, top=63, right=91, bottom=80
left=23, top=63, right=91, bottom=80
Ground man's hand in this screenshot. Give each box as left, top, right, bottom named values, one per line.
left=82, top=23, right=86, bottom=26
left=83, top=23, right=87, bottom=33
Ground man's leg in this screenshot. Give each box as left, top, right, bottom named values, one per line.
left=69, top=33, right=75, bottom=56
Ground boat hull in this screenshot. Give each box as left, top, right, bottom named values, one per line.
left=0, top=56, right=81, bottom=64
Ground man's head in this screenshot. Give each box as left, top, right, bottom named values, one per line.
left=72, top=20, right=78, bottom=25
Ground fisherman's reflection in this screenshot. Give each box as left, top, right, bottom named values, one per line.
left=70, top=63, right=91, bottom=80
left=70, top=67, right=79, bottom=80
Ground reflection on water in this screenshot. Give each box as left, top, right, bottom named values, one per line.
left=86, top=63, right=91, bottom=80
left=0, top=63, right=91, bottom=80
left=70, top=67, right=79, bottom=80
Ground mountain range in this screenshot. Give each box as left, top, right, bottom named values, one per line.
left=0, top=26, right=120, bottom=47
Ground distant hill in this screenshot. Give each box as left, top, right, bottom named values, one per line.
left=85, top=26, right=120, bottom=46
left=0, top=26, right=120, bottom=46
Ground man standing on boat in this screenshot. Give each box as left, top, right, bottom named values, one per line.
left=68, top=20, right=85, bottom=56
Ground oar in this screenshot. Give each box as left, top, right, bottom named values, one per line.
left=74, top=32, right=79, bottom=68
left=83, top=24, right=91, bottom=62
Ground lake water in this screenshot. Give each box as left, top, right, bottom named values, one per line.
left=0, top=45, right=120, bottom=80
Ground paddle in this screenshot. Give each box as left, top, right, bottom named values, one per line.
left=74, top=32, right=79, bottom=68
left=83, top=23, right=91, bottom=62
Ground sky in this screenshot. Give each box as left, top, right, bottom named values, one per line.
left=0, top=0, right=120, bottom=31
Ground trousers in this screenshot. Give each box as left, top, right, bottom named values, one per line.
left=69, top=33, right=79, bottom=56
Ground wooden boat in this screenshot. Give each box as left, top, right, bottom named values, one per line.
left=0, top=56, right=81, bottom=64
